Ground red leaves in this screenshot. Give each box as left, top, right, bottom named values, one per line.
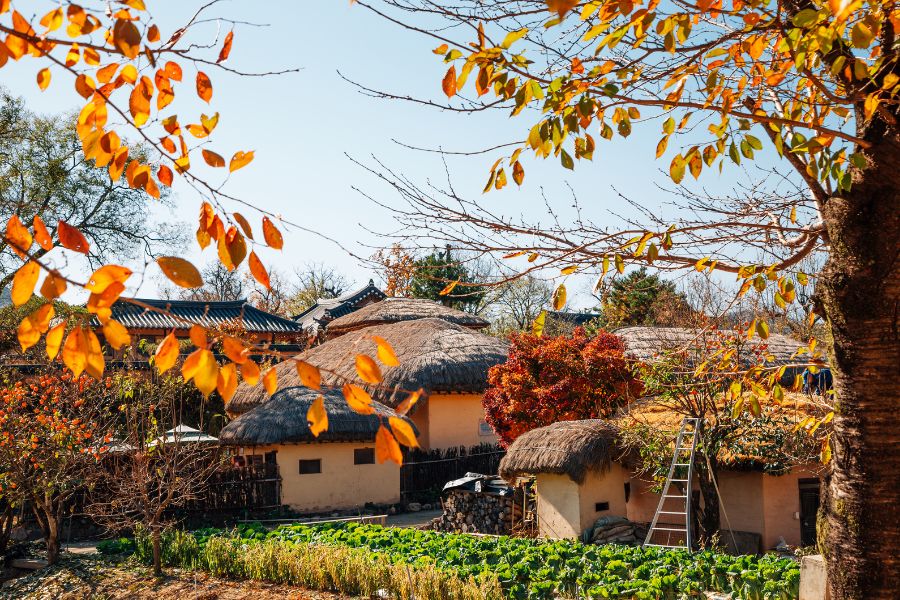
left=217, top=31, right=233, bottom=63
left=483, top=328, right=641, bottom=446
left=58, top=221, right=89, bottom=254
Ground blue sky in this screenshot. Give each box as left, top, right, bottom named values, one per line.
left=5, top=1, right=780, bottom=308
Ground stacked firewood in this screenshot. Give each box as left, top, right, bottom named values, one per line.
left=429, top=490, right=522, bottom=535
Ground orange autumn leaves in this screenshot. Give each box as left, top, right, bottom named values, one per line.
left=298, top=336, right=419, bottom=465
left=4, top=2, right=254, bottom=202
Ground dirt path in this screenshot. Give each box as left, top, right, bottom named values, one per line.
left=1, top=556, right=352, bottom=600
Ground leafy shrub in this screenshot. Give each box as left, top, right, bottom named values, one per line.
left=96, top=537, right=136, bottom=555
left=483, top=328, right=642, bottom=447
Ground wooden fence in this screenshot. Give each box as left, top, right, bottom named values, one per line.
left=182, top=463, right=281, bottom=513
left=400, top=443, right=505, bottom=502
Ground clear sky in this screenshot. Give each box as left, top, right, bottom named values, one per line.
left=3, top=1, right=780, bottom=308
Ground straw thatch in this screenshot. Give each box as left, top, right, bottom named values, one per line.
left=499, top=420, right=622, bottom=484
left=614, top=326, right=804, bottom=367
left=326, top=298, right=489, bottom=338
left=219, top=386, right=415, bottom=446
left=227, top=318, right=509, bottom=415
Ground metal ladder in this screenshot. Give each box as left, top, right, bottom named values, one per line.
left=643, top=417, right=701, bottom=550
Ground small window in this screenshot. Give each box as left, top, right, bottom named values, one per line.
left=246, top=454, right=263, bottom=466
left=299, top=459, right=321, bottom=474
left=595, top=501, right=610, bottom=512
left=354, top=448, right=375, bottom=465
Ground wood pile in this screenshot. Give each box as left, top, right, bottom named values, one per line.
left=429, top=490, right=523, bottom=535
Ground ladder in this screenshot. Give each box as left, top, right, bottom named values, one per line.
left=643, top=417, right=701, bottom=550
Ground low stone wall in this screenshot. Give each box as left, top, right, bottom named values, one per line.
left=429, top=490, right=520, bottom=535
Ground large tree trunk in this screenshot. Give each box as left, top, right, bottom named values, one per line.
left=818, top=128, right=900, bottom=599
left=44, top=513, right=60, bottom=565
left=693, top=456, right=721, bottom=546
left=151, top=528, right=163, bottom=577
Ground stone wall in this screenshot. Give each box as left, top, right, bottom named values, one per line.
left=429, top=490, right=521, bottom=535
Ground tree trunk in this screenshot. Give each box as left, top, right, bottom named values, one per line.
left=693, top=457, right=721, bottom=547
left=151, top=529, right=163, bottom=577
left=818, top=128, right=900, bottom=599
left=45, top=514, right=60, bottom=565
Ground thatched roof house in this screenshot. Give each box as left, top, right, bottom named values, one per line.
left=325, top=298, right=489, bottom=339
left=219, top=386, right=415, bottom=446
left=499, top=420, right=622, bottom=484
left=614, top=326, right=803, bottom=368
left=221, top=386, right=417, bottom=513
left=228, top=318, right=508, bottom=416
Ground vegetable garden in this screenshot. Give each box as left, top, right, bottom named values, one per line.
left=103, top=522, right=800, bottom=599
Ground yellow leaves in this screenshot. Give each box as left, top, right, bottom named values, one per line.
left=62, top=327, right=88, bottom=377
left=196, top=71, right=213, bottom=103
left=189, top=324, right=207, bottom=349
left=182, top=348, right=218, bottom=397
left=216, top=362, right=238, bottom=402
left=375, top=424, right=403, bottom=464
left=229, top=150, right=254, bottom=172
left=242, top=359, right=260, bottom=386
left=112, top=18, right=141, bottom=59
left=433, top=44, right=449, bottom=54
left=307, top=395, right=328, bottom=437
left=102, top=319, right=131, bottom=350
left=355, top=354, right=383, bottom=384
left=389, top=416, right=418, bottom=448
left=217, top=30, right=234, bottom=64
left=40, top=7, right=63, bottom=31
left=202, top=149, right=225, bottom=168
left=546, top=0, right=579, bottom=19
left=33, top=216, right=52, bottom=251
left=532, top=310, right=547, bottom=336
left=669, top=154, right=686, bottom=184
left=17, top=303, right=54, bottom=351
left=46, top=321, right=65, bottom=360
left=217, top=226, right=247, bottom=270
left=851, top=21, right=875, bottom=48
left=37, top=68, right=51, bottom=91
left=157, top=256, right=203, bottom=288
left=75, top=74, right=95, bottom=99
left=442, top=65, right=457, bottom=98
left=5, top=215, right=32, bottom=258
left=501, top=28, right=529, bottom=49
left=86, top=264, right=132, bottom=293
left=755, top=319, right=770, bottom=339
left=439, top=280, right=458, bottom=296
left=58, top=221, right=89, bottom=254
left=11, top=261, right=39, bottom=306
left=154, top=332, right=179, bottom=373
left=342, top=383, right=374, bottom=415
left=395, top=389, right=422, bottom=415
left=222, top=336, right=249, bottom=364
left=261, top=216, right=283, bottom=250
left=373, top=336, right=399, bottom=367
left=296, top=360, right=322, bottom=390
left=129, top=76, right=152, bottom=127
left=552, top=283, right=567, bottom=310
left=263, top=367, right=278, bottom=395
left=62, top=326, right=104, bottom=379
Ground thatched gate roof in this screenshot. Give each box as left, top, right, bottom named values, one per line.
left=219, top=386, right=415, bottom=445
left=326, top=298, right=489, bottom=338
left=227, top=318, right=508, bottom=415
left=499, top=420, right=622, bottom=484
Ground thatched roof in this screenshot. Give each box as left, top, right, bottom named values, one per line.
left=219, top=386, right=415, bottom=445
left=614, top=326, right=804, bottom=368
left=326, top=298, right=489, bottom=338
left=227, top=318, right=508, bottom=415
left=499, top=420, right=622, bottom=484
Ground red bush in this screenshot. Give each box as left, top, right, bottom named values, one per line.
left=483, top=328, right=641, bottom=447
